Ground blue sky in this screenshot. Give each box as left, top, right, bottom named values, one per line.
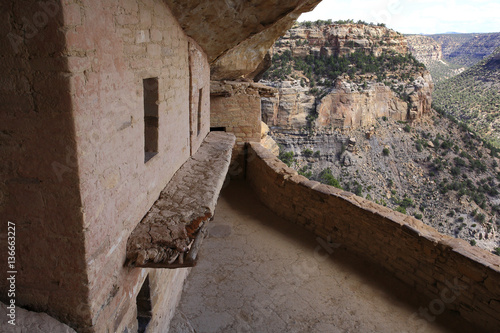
left=298, top=0, right=500, bottom=34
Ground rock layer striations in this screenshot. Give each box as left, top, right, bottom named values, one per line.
left=261, top=23, right=433, bottom=131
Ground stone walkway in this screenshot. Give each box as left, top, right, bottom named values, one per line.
left=169, top=180, right=479, bottom=333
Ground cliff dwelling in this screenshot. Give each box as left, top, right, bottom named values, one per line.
left=0, top=1, right=499, bottom=332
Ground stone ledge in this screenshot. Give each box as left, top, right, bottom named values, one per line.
left=126, top=132, right=236, bottom=268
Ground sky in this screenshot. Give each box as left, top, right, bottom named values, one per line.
left=298, top=0, right=500, bottom=34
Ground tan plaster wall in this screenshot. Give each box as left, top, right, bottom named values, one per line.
left=247, top=143, right=500, bottom=332
left=67, top=0, right=210, bottom=331
left=1, top=0, right=210, bottom=332
left=0, top=0, right=91, bottom=328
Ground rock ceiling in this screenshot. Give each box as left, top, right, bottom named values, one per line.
left=164, top=0, right=322, bottom=80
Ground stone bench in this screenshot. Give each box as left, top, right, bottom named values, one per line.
left=126, top=132, right=236, bottom=268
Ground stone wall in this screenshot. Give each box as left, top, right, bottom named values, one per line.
left=68, top=0, right=210, bottom=331
left=0, top=0, right=90, bottom=328
left=246, top=143, right=500, bottom=332
left=275, top=23, right=408, bottom=59
left=210, top=81, right=276, bottom=177
left=1, top=0, right=209, bottom=332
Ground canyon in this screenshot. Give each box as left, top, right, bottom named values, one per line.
left=262, top=23, right=433, bottom=131
left=406, top=32, right=500, bottom=82
left=259, top=22, right=500, bottom=254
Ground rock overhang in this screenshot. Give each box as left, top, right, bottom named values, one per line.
left=164, top=0, right=322, bottom=80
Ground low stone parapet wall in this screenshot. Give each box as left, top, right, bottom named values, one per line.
left=246, top=142, right=500, bottom=332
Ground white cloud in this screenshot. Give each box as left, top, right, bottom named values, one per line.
left=299, top=0, right=500, bottom=34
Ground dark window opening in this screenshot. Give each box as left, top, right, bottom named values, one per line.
left=144, top=78, right=159, bottom=163
left=210, top=127, right=226, bottom=132
left=197, top=88, right=203, bottom=136
left=137, top=275, right=152, bottom=333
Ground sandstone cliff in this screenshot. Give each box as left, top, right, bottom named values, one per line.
left=316, top=72, right=433, bottom=129
left=406, top=35, right=442, bottom=65
left=275, top=23, right=408, bottom=58
left=261, top=80, right=315, bottom=129
left=261, top=23, right=433, bottom=131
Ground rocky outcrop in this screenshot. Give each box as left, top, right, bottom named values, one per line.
left=275, top=24, right=408, bottom=58
left=317, top=72, right=433, bottom=129
left=261, top=122, right=280, bottom=156
left=316, top=81, right=407, bottom=129
left=260, top=23, right=433, bottom=131
left=261, top=80, right=315, bottom=129
left=262, top=72, right=433, bottom=131
left=406, top=35, right=442, bottom=65
left=165, top=0, right=322, bottom=80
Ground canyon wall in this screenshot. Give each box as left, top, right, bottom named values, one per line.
left=261, top=24, right=433, bottom=131
left=430, top=33, right=500, bottom=67
left=276, top=23, right=408, bottom=58
left=317, top=73, right=433, bottom=129
left=261, top=81, right=315, bottom=129
left=406, top=35, right=443, bottom=65
left=262, top=72, right=433, bottom=131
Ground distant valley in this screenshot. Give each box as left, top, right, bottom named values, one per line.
left=405, top=32, right=500, bottom=147
left=407, top=32, right=500, bottom=83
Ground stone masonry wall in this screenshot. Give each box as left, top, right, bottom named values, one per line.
left=67, top=0, right=210, bottom=332
left=1, top=0, right=210, bottom=332
left=211, top=81, right=276, bottom=177
left=247, top=143, right=500, bottom=332
left=0, top=0, right=90, bottom=329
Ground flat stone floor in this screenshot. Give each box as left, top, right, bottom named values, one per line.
left=169, top=180, right=480, bottom=333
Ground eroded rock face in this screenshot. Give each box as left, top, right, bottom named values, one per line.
left=261, top=121, right=280, bottom=156
left=407, top=71, right=434, bottom=120
left=260, top=23, right=434, bottom=131
left=275, top=24, right=408, bottom=58
left=317, top=72, right=433, bottom=129
left=165, top=0, right=321, bottom=80
left=406, top=35, right=443, bottom=65
left=262, top=73, right=433, bottom=131
left=316, top=82, right=407, bottom=129
left=261, top=80, right=315, bottom=129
